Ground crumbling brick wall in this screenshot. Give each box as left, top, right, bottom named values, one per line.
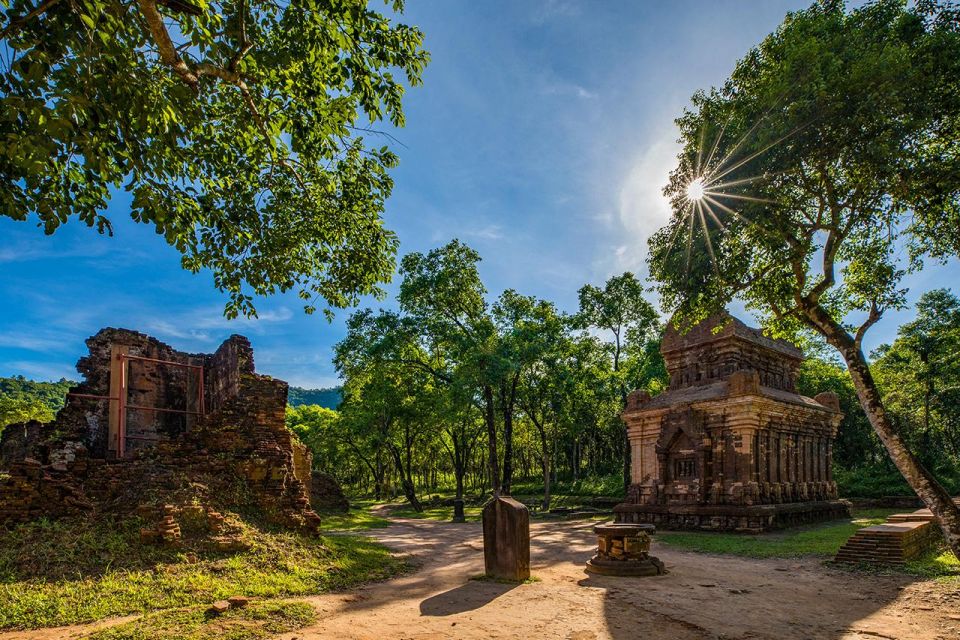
left=311, top=471, right=350, bottom=513
left=0, top=421, right=43, bottom=471
left=0, top=330, right=320, bottom=533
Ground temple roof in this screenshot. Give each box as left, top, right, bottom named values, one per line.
left=661, top=312, right=803, bottom=361
left=632, top=380, right=835, bottom=413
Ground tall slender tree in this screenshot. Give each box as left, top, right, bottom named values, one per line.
left=577, top=272, right=659, bottom=489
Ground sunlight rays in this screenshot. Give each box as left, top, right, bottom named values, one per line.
left=665, top=114, right=799, bottom=277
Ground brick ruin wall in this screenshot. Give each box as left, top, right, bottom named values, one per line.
left=0, top=329, right=321, bottom=533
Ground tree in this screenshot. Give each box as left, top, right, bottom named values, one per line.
left=490, top=290, right=565, bottom=497
left=285, top=404, right=341, bottom=470
left=797, top=353, right=881, bottom=469
left=0, top=376, right=74, bottom=434
left=648, top=0, right=960, bottom=554
left=335, top=311, right=445, bottom=512
left=1, top=0, right=428, bottom=317
left=577, top=272, right=659, bottom=489
left=397, top=240, right=505, bottom=493
left=437, top=386, right=483, bottom=508
left=873, top=289, right=960, bottom=460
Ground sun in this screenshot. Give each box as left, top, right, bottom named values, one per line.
left=685, top=177, right=705, bottom=202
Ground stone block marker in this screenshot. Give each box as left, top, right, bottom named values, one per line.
left=482, top=496, right=530, bottom=581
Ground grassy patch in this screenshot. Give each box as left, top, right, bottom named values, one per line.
left=835, top=463, right=960, bottom=498
left=85, top=600, right=316, bottom=640
left=656, top=508, right=897, bottom=558
left=384, top=502, right=483, bottom=522
left=0, top=514, right=406, bottom=630
left=318, top=509, right=391, bottom=532
left=904, top=547, right=960, bottom=582
left=511, top=473, right=625, bottom=498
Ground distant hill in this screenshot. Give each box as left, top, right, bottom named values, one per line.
left=287, top=386, right=342, bottom=409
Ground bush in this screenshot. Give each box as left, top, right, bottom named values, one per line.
left=835, top=463, right=960, bottom=498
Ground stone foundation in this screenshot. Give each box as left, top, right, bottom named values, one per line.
left=614, top=500, right=851, bottom=533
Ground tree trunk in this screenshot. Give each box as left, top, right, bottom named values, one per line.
left=825, top=324, right=960, bottom=557
left=502, top=402, right=514, bottom=495
left=484, top=384, right=500, bottom=495
left=388, top=443, right=422, bottom=512
left=540, top=427, right=551, bottom=512
left=500, top=374, right=520, bottom=496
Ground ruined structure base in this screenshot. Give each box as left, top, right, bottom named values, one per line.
left=585, top=554, right=666, bottom=576
left=614, top=500, right=851, bottom=533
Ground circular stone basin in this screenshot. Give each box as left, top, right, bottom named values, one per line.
left=585, top=521, right=666, bottom=577
left=593, top=523, right=656, bottom=536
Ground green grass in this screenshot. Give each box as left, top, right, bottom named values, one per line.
left=368, top=492, right=613, bottom=522
left=511, top=473, right=625, bottom=498
left=85, top=600, right=317, bottom=640
left=318, top=508, right=391, bottom=531
left=384, top=502, right=483, bottom=522
left=835, top=463, right=960, bottom=498
left=0, top=513, right=406, bottom=630
left=904, top=548, right=960, bottom=581
left=655, top=508, right=960, bottom=582
left=656, top=508, right=897, bottom=558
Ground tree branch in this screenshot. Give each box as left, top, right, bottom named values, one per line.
left=0, top=0, right=61, bottom=39
left=854, top=300, right=883, bottom=349
left=194, top=63, right=306, bottom=190
left=136, top=0, right=200, bottom=88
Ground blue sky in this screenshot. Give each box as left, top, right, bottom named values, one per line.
left=1, top=0, right=956, bottom=387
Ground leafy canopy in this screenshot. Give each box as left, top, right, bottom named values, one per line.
left=1, top=0, right=428, bottom=317
left=872, top=289, right=960, bottom=459
left=0, top=376, right=73, bottom=429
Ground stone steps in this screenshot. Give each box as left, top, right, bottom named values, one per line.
left=834, top=509, right=945, bottom=565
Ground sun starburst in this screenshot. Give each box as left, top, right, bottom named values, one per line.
left=665, top=114, right=798, bottom=277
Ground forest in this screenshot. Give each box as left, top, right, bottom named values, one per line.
left=0, top=377, right=73, bottom=435
left=3, top=246, right=958, bottom=512
left=284, top=240, right=960, bottom=510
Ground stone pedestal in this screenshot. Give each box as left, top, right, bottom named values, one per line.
left=585, top=522, right=666, bottom=576
left=482, top=496, right=530, bottom=581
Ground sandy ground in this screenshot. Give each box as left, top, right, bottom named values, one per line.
left=4, top=518, right=958, bottom=640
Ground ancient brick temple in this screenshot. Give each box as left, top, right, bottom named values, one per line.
left=0, top=329, right=321, bottom=532
left=615, top=313, right=850, bottom=532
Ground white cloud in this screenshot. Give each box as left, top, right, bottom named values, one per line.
left=0, top=334, right=66, bottom=352
left=466, top=224, right=504, bottom=240
left=140, top=305, right=295, bottom=351
left=600, top=135, right=681, bottom=277
left=541, top=81, right=597, bottom=100
left=0, top=242, right=107, bottom=264
left=146, top=320, right=214, bottom=344
left=531, top=0, right=581, bottom=24
left=3, top=360, right=77, bottom=381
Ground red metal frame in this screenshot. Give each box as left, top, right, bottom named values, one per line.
left=66, top=353, right=206, bottom=458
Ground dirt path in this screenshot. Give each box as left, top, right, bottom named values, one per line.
left=3, top=519, right=957, bottom=640
left=288, top=518, right=958, bottom=640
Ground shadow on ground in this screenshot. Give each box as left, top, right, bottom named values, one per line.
left=419, top=580, right=517, bottom=616
left=272, top=516, right=952, bottom=639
